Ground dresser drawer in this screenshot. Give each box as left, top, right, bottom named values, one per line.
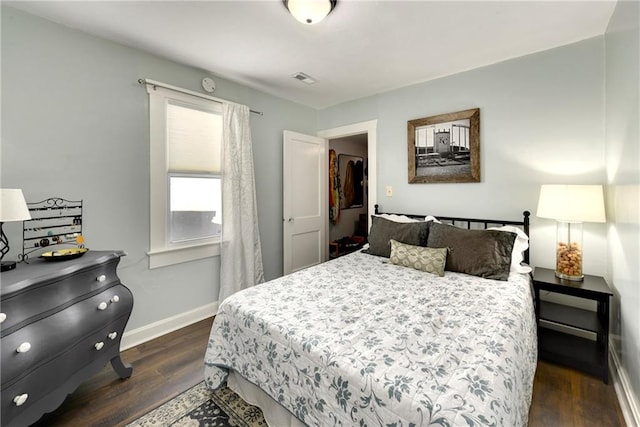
left=1, top=314, right=130, bottom=427
left=1, top=284, right=133, bottom=385
left=1, top=256, right=122, bottom=336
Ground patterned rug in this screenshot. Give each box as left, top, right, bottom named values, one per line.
left=127, top=382, right=268, bottom=427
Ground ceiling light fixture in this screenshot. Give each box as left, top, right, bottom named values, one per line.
left=283, top=0, right=337, bottom=25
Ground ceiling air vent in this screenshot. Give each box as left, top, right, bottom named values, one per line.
left=291, top=72, right=317, bottom=85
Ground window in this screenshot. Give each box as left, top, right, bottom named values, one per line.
left=169, top=174, right=221, bottom=243
left=146, top=84, right=223, bottom=268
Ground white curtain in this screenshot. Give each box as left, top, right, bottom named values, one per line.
left=218, top=102, right=265, bottom=303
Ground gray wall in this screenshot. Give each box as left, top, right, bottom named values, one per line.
left=1, top=6, right=317, bottom=330
left=605, top=0, right=640, bottom=410
left=318, top=37, right=609, bottom=275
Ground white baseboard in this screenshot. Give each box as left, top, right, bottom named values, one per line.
left=120, top=302, right=218, bottom=351
left=610, top=340, right=640, bottom=427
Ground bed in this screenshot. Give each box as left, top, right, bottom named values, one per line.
left=205, top=207, right=538, bottom=426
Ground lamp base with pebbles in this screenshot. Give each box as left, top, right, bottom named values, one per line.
left=555, top=221, right=583, bottom=281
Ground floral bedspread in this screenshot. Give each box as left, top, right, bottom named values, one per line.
left=205, top=251, right=537, bottom=426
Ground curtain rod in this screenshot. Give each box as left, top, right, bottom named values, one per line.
left=137, top=78, right=264, bottom=116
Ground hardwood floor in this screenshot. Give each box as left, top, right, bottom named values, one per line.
left=32, top=318, right=213, bottom=427
left=31, top=317, right=626, bottom=426
left=530, top=360, right=627, bottom=427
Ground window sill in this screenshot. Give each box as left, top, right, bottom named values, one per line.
left=147, top=241, right=220, bottom=269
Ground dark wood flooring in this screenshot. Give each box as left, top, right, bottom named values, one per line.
left=32, top=317, right=627, bottom=426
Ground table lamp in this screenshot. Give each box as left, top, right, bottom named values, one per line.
left=1, top=189, right=31, bottom=272
left=536, top=184, right=606, bottom=281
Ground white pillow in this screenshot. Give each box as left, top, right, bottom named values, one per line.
left=375, top=214, right=442, bottom=223
left=374, top=214, right=419, bottom=223
left=425, top=215, right=442, bottom=224
left=488, top=225, right=532, bottom=274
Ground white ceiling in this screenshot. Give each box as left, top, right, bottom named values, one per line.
left=7, top=0, right=617, bottom=109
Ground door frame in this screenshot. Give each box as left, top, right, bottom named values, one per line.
left=318, top=120, right=377, bottom=259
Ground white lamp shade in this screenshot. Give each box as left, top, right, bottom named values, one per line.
left=0, top=189, right=31, bottom=222
left=536, top=184, right=606, bottom=223
left=286, top=0, right=333, bottom=24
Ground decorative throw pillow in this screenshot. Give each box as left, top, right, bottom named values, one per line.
left=389, top=240, right=447, bottom=276
left=367, top=216, right=431, bottom=258
left=426, top=222, right=516, bottom=281
left=488, top=225, right=532, bottom=274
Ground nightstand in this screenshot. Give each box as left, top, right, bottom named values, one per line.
left=532, top=267, right=612, bottom=383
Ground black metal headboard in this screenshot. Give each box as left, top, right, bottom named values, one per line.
left=374, top=204, right=531, bottom=264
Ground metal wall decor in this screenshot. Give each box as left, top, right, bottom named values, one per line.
left=20, top=197, right=84, bottom=262
left=408, top=108, right=480, bottom=183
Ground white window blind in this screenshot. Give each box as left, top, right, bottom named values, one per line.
left=167, top=102, right=222, bottom=173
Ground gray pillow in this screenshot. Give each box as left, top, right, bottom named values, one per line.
left=367, top=216, right=430, bottom=258
left=389, top=240, right=447, bottom=276
left=426, top=222, right=516, bottom=281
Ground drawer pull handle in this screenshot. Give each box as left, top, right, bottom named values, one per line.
left=111, top=295, right=120, bottom=303
left=16, top=342, right=31, bottom=353
left=13, top=394, right=28, bottom=406
left=97, top=274, right=107, bottom=282
left=108, top=332, right=118, bottom=340
left=97, top=302, right=108, bottom=311
left=0, top=312, right=6, bottom=323
left=94, top=342, right=104, bottom=351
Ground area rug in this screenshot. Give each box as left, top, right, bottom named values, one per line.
left=127, top=382, right=268, bottom=427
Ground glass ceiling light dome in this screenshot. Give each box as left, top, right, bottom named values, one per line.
left=283, top=0, right=337, bottom=25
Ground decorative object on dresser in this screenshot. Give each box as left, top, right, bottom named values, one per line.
left=19, top=197, right=84, bottom=264
left=536, top=185, right=606, bottom=281
left=0, top=250, right=134, bottom=427
left=532, top=267, right=612, bottom=383
left=0, top=189, right=32, bottom=272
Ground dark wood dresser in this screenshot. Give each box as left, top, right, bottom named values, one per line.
left=0, top=250, right=134, bottom=427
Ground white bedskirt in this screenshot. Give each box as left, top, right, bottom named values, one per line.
left=228, top=371, right=306, bottom=427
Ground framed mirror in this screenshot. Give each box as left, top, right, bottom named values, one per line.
left=338, top=154, right=364, bottom=209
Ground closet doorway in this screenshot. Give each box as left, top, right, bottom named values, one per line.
left=319, top=119, right=377, bottom=261
left=328, top=134, right=369, bottom=257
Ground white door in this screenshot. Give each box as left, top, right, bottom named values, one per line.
left=283, top=130, right=327, bottom=274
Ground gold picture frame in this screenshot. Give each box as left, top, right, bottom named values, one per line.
left=408, top=108, right=480, bottom=183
